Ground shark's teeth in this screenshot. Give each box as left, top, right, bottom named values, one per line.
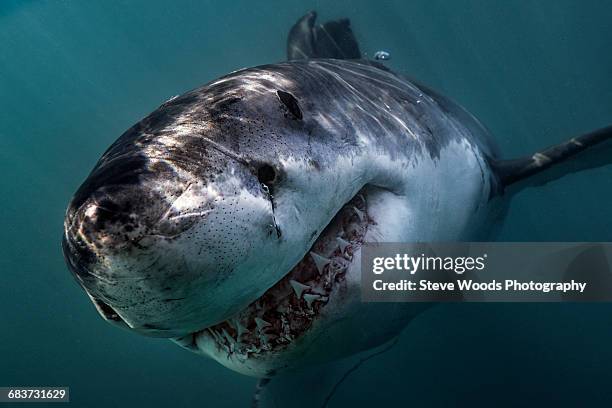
left=258, top=332, right=269, bottom=346
left=246, top=345, right=260, bottom=354
left=289, top=279, right=310, bottom=298
left=222, top=328, right=236, bottom=352
left=222, top=328, right=233, bottom=343
left=226, top=319, right=235, bottom=332
left=336, top=237, right=350, bottom=252
left=255, top=317, right=271, bottom=331
left=352, top=206, right=365, bottom=222
left=310, top=251, right=331, bottom=274
left=307, top=281, right=327, bottom=295
left=232, top=318, right=249, bottom=338
left=233, top=352, right=247, bottom=363
left=209, top=329, right=223, bottom=345
left=280, top=315, right=291, bottom=336
left=303, top=293, right=327, bottom=307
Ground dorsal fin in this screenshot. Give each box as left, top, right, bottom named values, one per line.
left=287, top=11, right=361, bottom=60
left=492, top=125, right=612, bottom=194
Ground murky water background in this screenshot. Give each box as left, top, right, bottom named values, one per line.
left=1, top=1, right=611, bottom=406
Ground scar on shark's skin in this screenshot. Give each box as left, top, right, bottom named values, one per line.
left=276, top=90, right=303, bottom=120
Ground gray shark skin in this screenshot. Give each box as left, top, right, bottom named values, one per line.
left=62, top=12, right=612, bottom=381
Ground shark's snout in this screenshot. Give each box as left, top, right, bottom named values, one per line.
left=62, top=158, right=203, bottom=337
left=62, top=140, right=280, bottom=338
left=63, top=155, right=192, bottom=272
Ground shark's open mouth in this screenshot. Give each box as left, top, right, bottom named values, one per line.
left=175, top=189, right=372, bottom=360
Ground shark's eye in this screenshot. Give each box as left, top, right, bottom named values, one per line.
left=257, top=164, right=277, bottom=185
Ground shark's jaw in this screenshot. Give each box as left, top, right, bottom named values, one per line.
left=173, top=187, right=372, bottom=367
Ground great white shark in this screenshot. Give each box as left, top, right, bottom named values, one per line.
left=63, top=10, right=612, bottom=386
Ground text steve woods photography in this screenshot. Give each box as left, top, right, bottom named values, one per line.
left=360, top=243, right=612, bottom=302
left=371, top=253, right=587, bottom=294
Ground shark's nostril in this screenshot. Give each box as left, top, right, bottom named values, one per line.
left=93, top=199, right=120, bottom=220
left=88, top=198, right=132, bottom=232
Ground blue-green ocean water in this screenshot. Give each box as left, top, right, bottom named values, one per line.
left=1, top=1, right=611, bottom=407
